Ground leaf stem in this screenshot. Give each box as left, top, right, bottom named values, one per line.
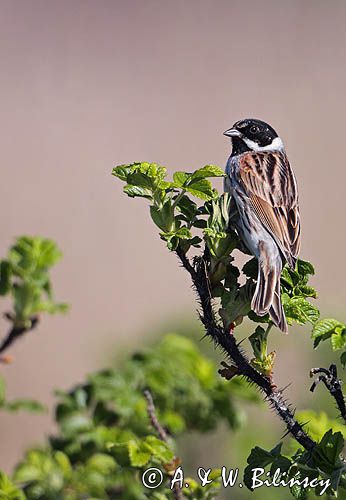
left=171, top=189, right=186, bottom=211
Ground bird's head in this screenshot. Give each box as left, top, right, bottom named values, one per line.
left=224, top=118, right=283, bottom=155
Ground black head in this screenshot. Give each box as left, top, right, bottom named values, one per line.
left=224, top=118, right=281, bottom=155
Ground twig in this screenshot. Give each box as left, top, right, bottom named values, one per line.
left=176, top=246, right=316, bottom=452
left=144, top=389, right=184, bottom=500
left=144, top=389, right=168, bottom=442
left=310, top=364, right=346, bottom=423
left=0, top=314, right=39, bottom=356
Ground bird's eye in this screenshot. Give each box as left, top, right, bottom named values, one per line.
left=250, top=125, right=259, bottom=134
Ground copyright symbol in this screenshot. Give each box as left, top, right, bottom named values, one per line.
left=142, top=467, right=163, bottom=488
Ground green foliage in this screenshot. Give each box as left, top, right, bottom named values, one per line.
left=113, top=162, right=225, bottom=252
left=0, top=236, right=68, bottom=326
left=244, top=442, right=291, bottom=491
left=0, top=471, right=25, bottom=500
left=12, top=334, right=256, bottom=499
left=113, top=160, right=346, bottom=498
left=244, top=429, right=346, bottom=497
left=312, top=318, right=346, bottom=363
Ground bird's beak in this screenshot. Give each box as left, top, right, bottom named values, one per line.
left=223, top=128, right=242, bottom=138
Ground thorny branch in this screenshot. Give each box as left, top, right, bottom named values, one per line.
left=0, top=313, right=39, bottom=359
left=144, top=389, right=184, bottom=500
left=176, top=245, right=317, bottom=452
left=310, top=364, right=346, bottom=423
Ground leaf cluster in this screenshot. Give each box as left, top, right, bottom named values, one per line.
left=0, top=236, right=68, bottom=326
left=245, top=427, right=346, bottom=497
left=12, top=334, right=256, bottom=499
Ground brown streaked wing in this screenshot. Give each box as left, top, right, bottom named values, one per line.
left=238, top=151, right=300, bottom=265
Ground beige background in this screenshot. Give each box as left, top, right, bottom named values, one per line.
left=1, top=0, right=346, bottom=471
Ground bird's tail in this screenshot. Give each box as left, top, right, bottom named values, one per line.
left=251, top=247, right=288, bottom=334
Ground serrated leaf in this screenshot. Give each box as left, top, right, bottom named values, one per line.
left=173, top=171, right=191, bottom=187
left=312, top=318, right=344, bottom=343
left=297, top=285, right=317, bottom=298
left=123, top=184, right=152, bottom=199
left=284, top=297, right=320, bottom=325
left=185, top=179, right=216, bottom=201
left=244, top=444, right=285, bottom=490
left=331, top=329, right=346, bottom=351
left=297, top=259, right=315, bottom=277
left=127, top=172, right=154, bottom=190
left=190, top=165, right=225, bottom=181
left=127, top=440, right=151, bottom=467
left=144, top=436, right=174, bottom=463
left=312, top=430, right=344, bottom=475
left=112, top=165, right=133, bottom=181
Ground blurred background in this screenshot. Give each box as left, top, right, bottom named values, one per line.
left=1, top=0, right=345, bottom=495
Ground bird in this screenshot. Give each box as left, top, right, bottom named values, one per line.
left=223, top=118, right=301, bottom=333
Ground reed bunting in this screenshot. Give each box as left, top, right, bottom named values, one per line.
left=224, top=119, right=301, bottom=333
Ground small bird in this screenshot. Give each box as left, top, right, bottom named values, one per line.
left=224, top=118, right=301, bottom=333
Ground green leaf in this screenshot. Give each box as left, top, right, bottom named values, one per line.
left=312, top=430, right=344, bottom=475
left=284, top=297, right=320, bottom=325
left=312, top=318, right=345, bottom=348
left=176, top=195, right=198, bottom=220
left=127, top=440, right=151, bottom=467
left=144, top=436, right=174, bottom=463
left=173, top=171, right=191, bottom=187
left=0, top=471, right=26, bottom=499
left=244, top=443, right=288, bottom=490
left=112, top=164, right=133, bottom=181
left=150, top=202, right=174, bottom=232
left=297, top=259, right=315, bottom=277
left=160, top=226, right=192, bottom=250
left=123, top=185, right=152, bottom=199
left=298, top=285, right=318, bottom=299
left=14, top=462, right=42, bottom=483
left=127, top=172, right=154, bottom=190
left=331, top=329, right=346, bottom=351
left=59, top=412, right=93, bottom=436
left=87, top=453, right=117, bottom=473
left=113, top=162, right=168, bottom=188
left=190, top=165, right=225, bottom=181
left=185, top=179, right=216, bottom=201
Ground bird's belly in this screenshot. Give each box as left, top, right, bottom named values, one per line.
left=233, top=193, right=278, bottom=260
